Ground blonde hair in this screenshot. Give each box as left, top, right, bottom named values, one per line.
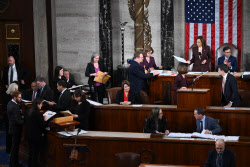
left=6, top=83, right=19, bottom=95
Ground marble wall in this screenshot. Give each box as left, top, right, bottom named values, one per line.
left=55, top=0, right=99, bottom=84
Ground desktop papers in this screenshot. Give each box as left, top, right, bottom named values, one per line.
left=150, top=70, right=163, bottom=74
left=174, top=56, right=188, bottom=64
left=86, top=99, right=103, bottom=106
left=168, top=132, right=226, bottom=140
left=43, top=110, right=56, bottom=121
left=57, top=129, right=87, bottom=136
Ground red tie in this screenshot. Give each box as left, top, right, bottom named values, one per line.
left=225, top=58, right=228, bottom=64
left=222, top=77, right=225, bottom=93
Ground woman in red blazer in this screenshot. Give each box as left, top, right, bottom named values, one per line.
left=187, top=36, right=211, bottom=72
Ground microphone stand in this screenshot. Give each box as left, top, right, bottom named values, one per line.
left=192, top=75, right=197, bottom=91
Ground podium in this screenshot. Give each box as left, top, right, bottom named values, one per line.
left=177, top=88, right=211, bottom=109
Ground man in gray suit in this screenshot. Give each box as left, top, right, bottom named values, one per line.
left=194, top=107, right=222, bottom=134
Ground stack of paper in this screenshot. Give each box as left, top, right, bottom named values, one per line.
left=227, top=136, right=239, bottom=141
left=57, top=129, right=87, bottom=136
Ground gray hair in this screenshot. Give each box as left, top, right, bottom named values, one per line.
left=91, top=52, right=100, bottom=63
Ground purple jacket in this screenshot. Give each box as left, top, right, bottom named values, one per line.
left=140, top=56, right=158, bottom=71
left=190, top=46, right=211, bottom=72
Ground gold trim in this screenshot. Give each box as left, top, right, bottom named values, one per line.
left=6, top=24, right=20, bottom=39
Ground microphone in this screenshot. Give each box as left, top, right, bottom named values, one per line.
left=74, top=128, right=81, bottom=144
left=192, top=75, right=197, bottom=91
left=198, top=52, right=201, bottom=60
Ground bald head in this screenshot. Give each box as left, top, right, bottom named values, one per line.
left=8, top=56, right=15, bottom=66
left=215, top=139, right=225, bottom=154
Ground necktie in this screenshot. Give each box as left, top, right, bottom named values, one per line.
left=216, top=153, right=222, bottom=167
left=225, top=58, right=228, bottom=64
left=10, top=66, right=13, bottom=84
left=200, top=121, right=203, bottom=133
left=222, top=77, right=225, bottom=93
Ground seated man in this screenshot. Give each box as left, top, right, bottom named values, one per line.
left=217, top=46, right=238, bottom=72
left=36, top=76, right=53, bottom=101
left=194, top=107, right=221, bottom=135
left=205, top=139, right=236, bottom=167
left=25, top=81, right=38, bottom=101
left=64, top=69, right=76, bottom=88
left=48, top=80, right=72, bottom=115
left=218, top=64, right=241, bottom=107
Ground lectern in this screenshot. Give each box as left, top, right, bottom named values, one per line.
left=177, top=88, right=211, bottom=109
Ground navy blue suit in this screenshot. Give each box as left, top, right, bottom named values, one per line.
left=218, top=55, right=238, bottom=72
left=129, top=61, right=153, bottom=93
left=196, top=116, right=222, bottom=134
left=205, top=149, right=236, bottom=167
left=221, top=73, right=241, bottom=107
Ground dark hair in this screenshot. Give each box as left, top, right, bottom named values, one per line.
left=57, top=80, right=67, bottom=88
left=121, top=80, right=130, bottom=89
left=36, top=76, right=45, bottom=82
left=64, top=69, right=69, bottom=73
left=90, top=52, right=100, bottom=64
left=149, top=107, right=161, bottom=120
left=195, top=107, right=205, bottom=116
left=74, top=89, right=86, bottom=102
left=218, top=64, right=229, bottom=73
left=196, top=36, right=206, bottom=47
left=143, top=46, right=154, bottom=57
left=32, top=98, right=43, bottom=110
left=133, top=51, right=143, bottom=59
left=177, top=63, right=188, bottom=74
left=54, top=66, right=63, bottom=78
left=11, top=90, right=21, bottom=98
left=223, top=46, right=231, bottom=52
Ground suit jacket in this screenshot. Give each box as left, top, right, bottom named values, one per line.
left=7, top=100, right=24, bottom=135
left=205, top=149, right=236, bottom=167
left=52, top=76, right=66, bottom=102
left=25, top=90, right=37, bottom=101
left=2, top=64, right=30, bottom=89
left=50, top=89, right=72, bottom=114
left=37, top=84, right=53, bottom=101
left=129, top=61, right=153, bottom=93
left=26, top=108, right=47, bottom=142
left=140, top=56, right=158, bottom=71
left=144, top=116, right=168, bottom=133
left=196, top=116, right=222, bottom=134
left=66, top=78, right=76, bottom=88
left=190, top=46, right=211, bottom=72
left=218, top=55, right=238, bottom=72
left=115, top=90, right=140, bottom=104
left=172, top=74, right=193, bottom=104
left=242, top=75, right=250, bottom=81
left=221, top=73, right=241, bottom=107
left=85, top=62, right=106, bottom=86
left=71, top=100, right=91, bottom=130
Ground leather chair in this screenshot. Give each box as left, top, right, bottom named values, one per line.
left=238, top=89, right=250, bottom=107
left=106, top=87, right=122, bottom=104
left=140, top=90, right=151, bottom=104
left=115, top=152, right=141, bottom=167
left=215, top=43, right=238, bottom=70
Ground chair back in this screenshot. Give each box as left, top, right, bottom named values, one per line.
left=238, top=89, right=250, bottom=107
left=188, top=44, right=197, bottom=70
left=140, top=90, right=150, bottom=104
left=106, top=87, right=122, bottom=104
left=115, top=152, right=141, bottom=167
left=215, top=43, right=238, bottom=69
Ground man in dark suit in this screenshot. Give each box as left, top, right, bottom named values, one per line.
left=64, top=70, right=76, bottom=88
left=205, top=139, right=236, bottom=167
left=25, top=81, right=38, bottom=101
left=7, top=90, right=24, bottom=167
left=218, top=64, right=241, bottom=107
left=48, top=80, right=72, bottom=115
left=129, top=51, right=159, bottom=94
left=194, top=107, right=221, bottom=134
left=217, top=47, right=238, bottom=72
left=36, top=76, right=53, bottom=101
left=2, top=55, right=30, bottom=90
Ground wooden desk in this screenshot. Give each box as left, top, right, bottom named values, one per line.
left=140, top=164, right=200, bottom=167
left=93, top=104, right=250, bottom=136
left=149, top=72, right=249, bottom=106
left=20, top=131, right=250, bottom=167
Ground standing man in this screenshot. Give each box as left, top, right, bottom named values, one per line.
left=2, top=55, right=30, bottom=90
left=217, top=47, right=238, bottom=72
left=129, top=51, right=159, bottom=94
left=218, top=64, right=241, bottom=107
left=193, top=107, right=221, bottom=135
left=25, top=81, right=38, bottom=101
left=7, top=90, right=24, bottom=167
left=205, top=139, right=236, bottom=167
left=64, top=70, right=76, bottom=88
left=36, top=76, right=53, bottom=101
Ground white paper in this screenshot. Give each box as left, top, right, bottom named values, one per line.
left=150, top=70, right=163, bottom=74
left=67, top=85, right=84, bottom=90
left=174, top=55, right=188, bottom=63
left=187, top=72, right=203, bottom=75
left=22, top=99, right=32, bottom=103
left=243, top=72, right=250, bottom=75
left=168, top=133, right=192, bottom=138
left=159, top=73, right=176, bottom=76
left=43, top=110, right=56, bottom=121
left=57, top=129, right=87, bottom=136
left=224, top=108, right=235, bottom=110
left=227, top=136, right=239, bottom=141
left=86, top=99, right=103, bottom=106
left=131, top=104, right=143, bottom=107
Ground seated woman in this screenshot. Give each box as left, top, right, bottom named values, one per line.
left=144, top=107, right=169, bottom=135
left=71, top=89, right=91, bottom=130
left=115, top=80, right=140, bottom=105
left=172, top=63, right=196, bottom=104
left=140, top=46, right=162, bottom=73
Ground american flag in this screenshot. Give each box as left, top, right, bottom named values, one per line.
left=185, top=0, right=242, bottom=71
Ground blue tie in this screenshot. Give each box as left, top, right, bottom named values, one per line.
left=200, top=121, right=203, bottom=133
